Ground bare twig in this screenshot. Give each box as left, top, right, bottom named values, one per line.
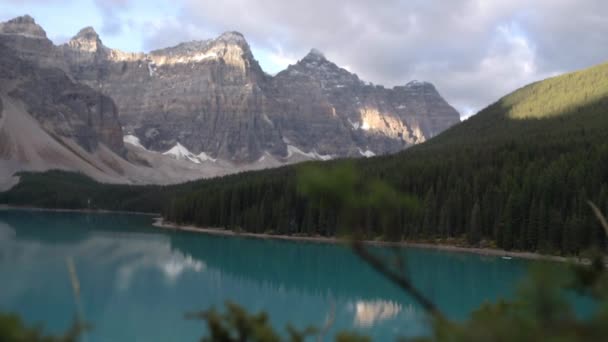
left=66, top=256, right=88, bottom=342
left=66, top=257, right=80, bottom=297
left=588, top=201, right=608, bottom=238
left=351, top=241, right=445, bottom=320
left=317, top=298, right=335, bottom=342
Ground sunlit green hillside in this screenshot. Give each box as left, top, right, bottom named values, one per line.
left=506, top=62, right=608, bottom=119
left=421, top=61, right=608, bottom=148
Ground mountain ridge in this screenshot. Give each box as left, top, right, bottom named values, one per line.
left=2, top=49, right=607, bottom=256
left=0, top=25, right=297, bottom=186
left=158, top=56, right=608, bottom=254
left=0, top=15, right=460, bottom=164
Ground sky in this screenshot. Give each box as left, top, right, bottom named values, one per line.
left=2, top=0, right=608, bottom=119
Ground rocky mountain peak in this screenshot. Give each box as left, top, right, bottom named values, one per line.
left=0, top=15, right=47, bottom=38
left=152, top=32, right=249, bottom=58
left=394, top=80, right=439, bottom=95
left=216, top=31, right=248, bottom=46
left=6, top=15, right=36, bottom=25
left=282, top=48, right=361, bottom=88
left=149, top=40, right=211, bottom=57
left=305, top=48, right=326, bottom=60
left=148, top=31, right=256, bottom=69
left=213, top=31, right=254, bottom=60
left=68, top=26, right=104, bottom=52
left=0, top=15, right=460, bottom=165
left=300, top=49, right=332, bottom=66
left=74, top=27, right=100, bottom=40
left=405, top=80, right=433, bottom=88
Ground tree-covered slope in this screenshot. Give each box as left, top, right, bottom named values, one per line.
left=160, top=61, right=608, bottom=254
left=422, top=61, right=608, bottom=147
left=2, top=61, right=608, bottom=254
left=0, top=171, right=177, bottom=213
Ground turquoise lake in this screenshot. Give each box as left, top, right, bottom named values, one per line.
left=0, top=209, right=534, bottom=341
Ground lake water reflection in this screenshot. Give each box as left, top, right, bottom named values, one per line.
left=0, top=209, right=529, bottom=341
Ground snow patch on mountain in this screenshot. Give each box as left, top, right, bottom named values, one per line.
left=257, top=151, right=274, bottom=163
left=197, top=151, right=217, bottom=163
left=315, top=152, right=333, bottom=161
left=123, top=135, right=145, bottom=149
left=358, top=148, right=376, bottom=158
left=286, top=145, right=333, bottom=161
left=262, top=114, right=274, bottom=127
left=163, top=143, right=201, bottom=164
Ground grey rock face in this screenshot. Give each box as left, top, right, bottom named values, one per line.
left=0, top=39, right=124, bottom=155
left=268, top=50, right=460, bottom=156
left=0, top=15, right=47, bottom=38
left=59, top=29, right=284, bottom=162
left=0, top=16, right=66, bottom=70
left=1, top=15, right=460, bottom=163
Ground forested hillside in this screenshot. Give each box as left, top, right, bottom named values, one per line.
left=2, top=61, right=608, bottom=254
left=162, top=61, right=608, bottom=254
left=0, top=171, right=176, bottom=213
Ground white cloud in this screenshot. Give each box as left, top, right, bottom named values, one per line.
left=142, top=16, right=212, bottom=51
left=168, top=0, right=608, bottom=117
left=93, top=0, right=131, bottom=35
left=267, top=49, right=297, bottom=70
left=6, top=0, right=608, bottom=117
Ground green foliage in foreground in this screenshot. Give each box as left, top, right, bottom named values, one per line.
left=2, top=165, right=608, bottom=342
left=187, top=166, right=608, bottom=342
left=0, top=313, right=84, bottom=342
left=189, top=301, right=370, bottom=342
left=298, top=163, right=419, bottom=240
left=188, top=256, right=608, bottom=342
left=186, top=302, right=322, bottom=342
left=416, top=260, right=608, bottom=342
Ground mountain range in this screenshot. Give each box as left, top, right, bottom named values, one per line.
left=0, top=15, right=459, bottom=187
left=2, top=15, right=607, bottom=254
left=4, top=54, right=607, bottom=254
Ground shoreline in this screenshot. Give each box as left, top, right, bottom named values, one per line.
left=152, top=217, right=582, bottom=264
left=0, top=206, right=590, bottom=264
left=0, top=204, right=158, bottom=216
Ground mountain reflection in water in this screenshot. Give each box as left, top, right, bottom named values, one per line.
left=0, top=210, right=529, bottom=341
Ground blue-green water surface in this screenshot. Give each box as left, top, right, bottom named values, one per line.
left=0, top=209, right=533, bottom=341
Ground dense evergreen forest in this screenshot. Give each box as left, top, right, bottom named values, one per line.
left=162, top=61, right=608, bottom=254
left=2, top=61, right=608, bottom=255
left=0, top=171, right=180, bottom=213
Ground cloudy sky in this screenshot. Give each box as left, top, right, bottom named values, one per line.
left=2, top=0, right=608, bottom=118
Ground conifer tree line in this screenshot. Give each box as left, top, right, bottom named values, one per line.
left=163, top=61, right=608, bottom=255
left=162, top=126, right=608, bottom=255
left=2, top=61, right=608, bottom=255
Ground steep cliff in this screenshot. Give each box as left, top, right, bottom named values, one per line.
left=57, top=24, right=460, bottom=163
left=269, top=50, right=460, bottom=157
left=59, top=29, right=284, bottom=162
left=0, top=20, right=124, bottom=155
left=1, top=15, right=460, bottom=165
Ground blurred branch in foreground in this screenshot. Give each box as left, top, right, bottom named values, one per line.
left=351, top=241, right=444, bottom=320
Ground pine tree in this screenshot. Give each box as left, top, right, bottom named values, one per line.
left=526, top=200, right=539, bottom=251
left=501, top=195, right=516, bottom=250
left=468, top=201, right=482, bottom=245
